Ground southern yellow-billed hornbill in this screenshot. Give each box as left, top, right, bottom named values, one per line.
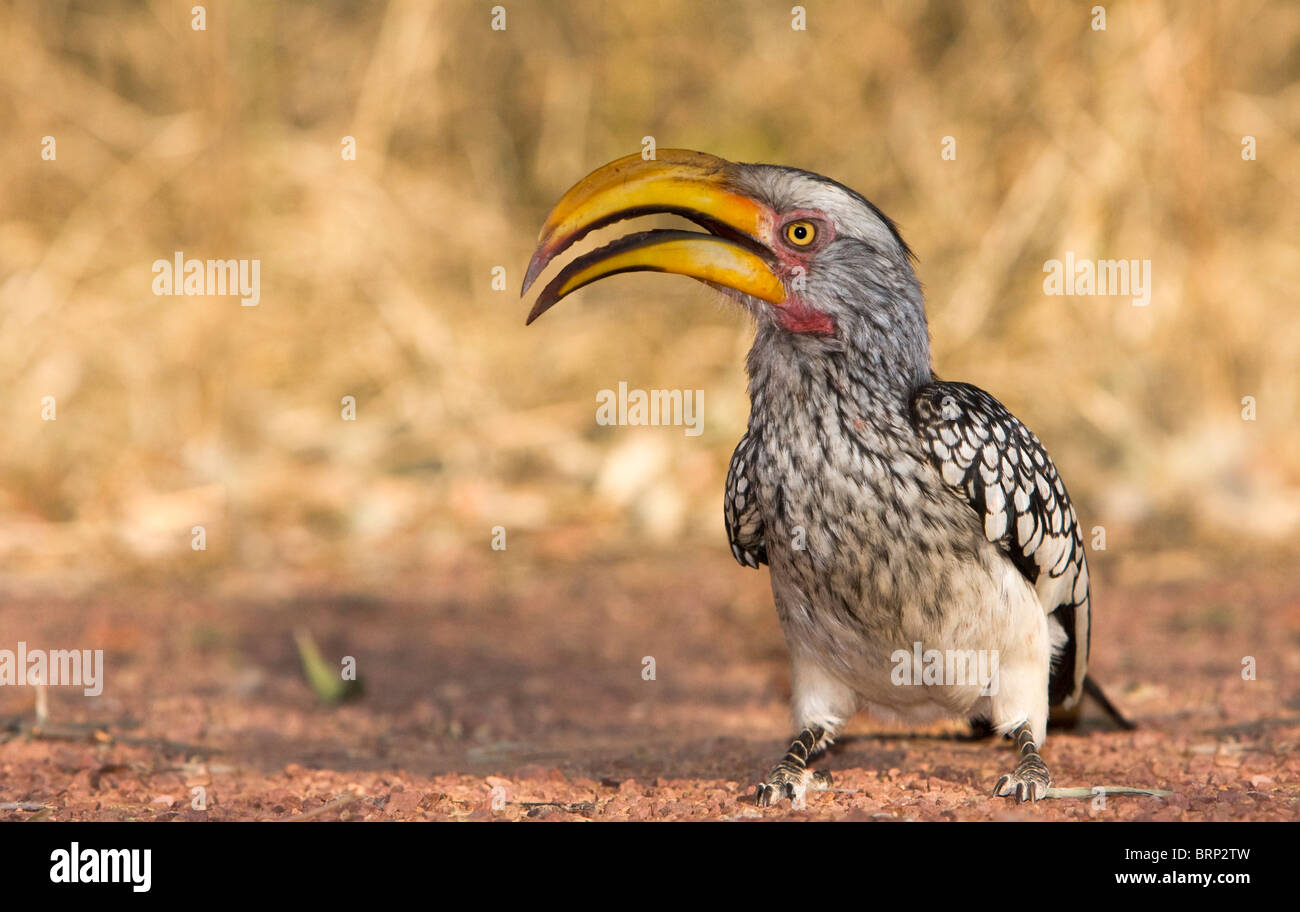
left=522, top=150, right=1130, bottom=805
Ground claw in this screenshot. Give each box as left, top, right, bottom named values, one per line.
left=994, top=760, right=1051, bottom=802
left=754, top=766, right=832, bottom=807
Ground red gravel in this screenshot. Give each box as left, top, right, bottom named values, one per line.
left=1, top=551, right=1296, bottom=820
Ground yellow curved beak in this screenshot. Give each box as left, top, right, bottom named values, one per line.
left=522, top=150, right=785, bottom=324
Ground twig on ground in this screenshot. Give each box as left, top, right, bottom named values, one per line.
left=283, top=792, right=362, bottom=821
left=1045, top=786, right=1172, bottom=799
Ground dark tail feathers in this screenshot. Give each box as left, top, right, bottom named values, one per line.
left=1083, top=674, right=1137, bottom=730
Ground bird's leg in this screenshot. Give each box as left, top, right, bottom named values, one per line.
left=754, top=726, right=833, bottom=807
left=754, top=651, right=854, bottom=807
left=993, top=722, right=1052, bottom=802
left=988, top=606, right=1052, bottom=801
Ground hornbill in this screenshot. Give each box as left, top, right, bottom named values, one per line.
left=522, top=150, right=1131, bottom=805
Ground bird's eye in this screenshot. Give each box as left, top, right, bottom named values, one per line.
left=784, top=220, right=816, bottom=247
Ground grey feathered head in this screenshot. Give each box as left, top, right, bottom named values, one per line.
left=523, top=149, right=932, bottom=389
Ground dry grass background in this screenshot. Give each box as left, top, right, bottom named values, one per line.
left=1, top=0, right=1297, bottom=595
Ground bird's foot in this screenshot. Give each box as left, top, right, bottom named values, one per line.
left=994, top=754, right=1051, bottom=802
left=755, top=766, right=832, bottom=808
left=993, top=723, right=1051, bottom=802
left=754, top=726, right=831, bottom=807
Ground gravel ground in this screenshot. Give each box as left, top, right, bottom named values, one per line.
left=1, top=551, right=1296, bottom=821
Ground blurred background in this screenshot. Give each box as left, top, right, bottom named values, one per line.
left=1, top=0, right=1297, bottom=597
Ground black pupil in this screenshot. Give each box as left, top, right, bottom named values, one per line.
left=793, top=225, right=807, bottom=240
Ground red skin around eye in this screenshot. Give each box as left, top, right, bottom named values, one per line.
left=769, top=209, right=836, bottom=335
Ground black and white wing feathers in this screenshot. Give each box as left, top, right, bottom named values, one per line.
left=724, top=431, right=767, bottom=569
left=910, top=381, right=1090, bottom=707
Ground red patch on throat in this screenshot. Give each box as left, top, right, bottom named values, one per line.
left=777, top=298, right=836, bottom=335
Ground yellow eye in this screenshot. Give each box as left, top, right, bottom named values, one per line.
left=784, top=220, right=816, bottom=246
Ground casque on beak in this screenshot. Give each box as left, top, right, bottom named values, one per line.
left=522, top=150, right=787, bottom=324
